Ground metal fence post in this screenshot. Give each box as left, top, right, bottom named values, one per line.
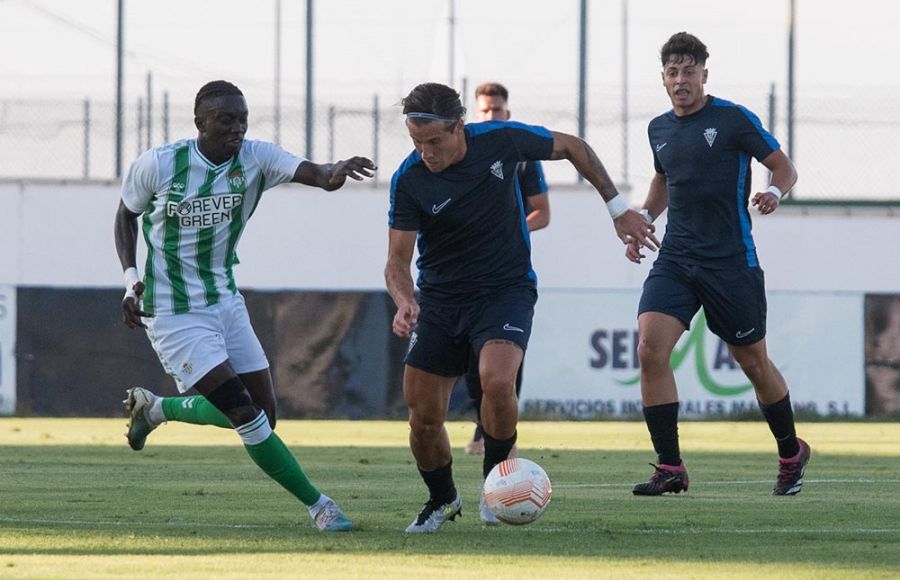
left=373, top=94, right=380, bottom=187
left=146, top=72, right=153, bottom=150
left=163, top=91, right=170, bottom=145
left=137, top=97, right=144, bottom=157
left=328, top=105, right=335, bottom=162
left=83, top=98, right=91, bottom=180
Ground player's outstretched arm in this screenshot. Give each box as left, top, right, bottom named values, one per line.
left=114, top=200, right=152, bottom=328
left=385, top=229, right=419, bottom=338
left=752, top=150, right=798, bottom=215
left=292, top=157, right=377, bottom=191
left=549, top=131, right=659, bottom=250
left=626, top=173, right=669, bottom=264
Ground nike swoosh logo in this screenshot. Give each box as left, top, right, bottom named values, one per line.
left=432, top=198, right=451, bottom=214
left=735, top=328, right=756, bottom=339
left=503, top=323, right=524, bottom=333
left=656, top=143, right=668, bottom=152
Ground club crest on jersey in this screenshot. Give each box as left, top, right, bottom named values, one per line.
left=227, top=169, right=247, bottom=190
left=704, top=128, right=718, bottom=147
left=490, top=160, right=504, bottom=180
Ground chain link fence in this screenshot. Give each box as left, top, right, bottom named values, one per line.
left=1, top=85, right=898, bottom=202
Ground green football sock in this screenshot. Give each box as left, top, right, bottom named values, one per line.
left=244, top=431, right=322, bottom=506
left=161, top=396, right=232, bottom=429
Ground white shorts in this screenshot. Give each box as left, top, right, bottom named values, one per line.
left=144, top=293, right=268, bottom=393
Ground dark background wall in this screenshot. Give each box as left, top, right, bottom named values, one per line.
left=12, top=287, right=900, bottom=418
left=14, top=288, right=416, bottom=418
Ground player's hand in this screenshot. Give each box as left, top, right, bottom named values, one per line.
left=615, top=209, right=659, bottom=251
left=122, top=281, right=152, bottom=329
left=392, top=301, right=419, bottom=337
left=625, top=241, right=645, bottom=264
left=751, top=191, right=780, bottom=215
left=329, top=157, right=377, bottom=186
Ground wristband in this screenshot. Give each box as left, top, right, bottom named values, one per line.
left=639, top=209, right=654, bottom=224
left=606, top=195, right=629, bottom=219
left=124, top=267, right=140, bottom=301
left=765, top=185, right=783, bottom=201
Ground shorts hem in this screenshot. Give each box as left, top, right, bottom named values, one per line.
left=404, top=361, right=461, bottom=378
left=175, top=354, right=228, bottom=393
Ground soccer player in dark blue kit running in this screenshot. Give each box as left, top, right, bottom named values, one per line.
left=626, top=32, right=810, bottom=497
left=387, top=82, right=659, bottom=532
left=464, top=82, right=550, bottom=458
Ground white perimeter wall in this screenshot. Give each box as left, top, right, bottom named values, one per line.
left=0, top=181, right=898, bottom=293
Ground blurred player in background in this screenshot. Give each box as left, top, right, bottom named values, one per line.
left=387, top=82, right=657, bottom=532
left=464, top=82, right=551, bottom=457
left=114, top=80, right=375, bottom=531
left=626, top=33, right=809, bottom=497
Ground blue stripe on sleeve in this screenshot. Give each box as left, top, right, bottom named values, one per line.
left=735, top=151, right=758, bottom=267
left=513, top=171, right=538, bottom=284
left=711, top=97, right=780, bottom=150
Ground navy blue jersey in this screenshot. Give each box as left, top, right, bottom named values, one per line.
left=517, top=160, right=548, bottom=213
left=649, top=96, right=779, bottom=268
left=389, top=121, right=554, bottom=304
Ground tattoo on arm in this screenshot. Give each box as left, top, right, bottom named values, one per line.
left=579, top=140, right=617, bottom=202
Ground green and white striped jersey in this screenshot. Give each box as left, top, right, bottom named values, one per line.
left=121, top=138, right=303, bottom=315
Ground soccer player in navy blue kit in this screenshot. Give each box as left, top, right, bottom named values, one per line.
left=464, top=82, right=550, bottom=458
left=626, top=33, right=810, bottom=496
left=387, top=82, right=658, bottom=532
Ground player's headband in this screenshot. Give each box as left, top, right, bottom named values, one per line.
left=406, top=112, right=459, bottom=123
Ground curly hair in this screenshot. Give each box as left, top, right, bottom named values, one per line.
left=660, top=32, right=709, bottom=67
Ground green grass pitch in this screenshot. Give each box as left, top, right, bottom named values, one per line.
left=1, top=419, right=898, bottom=579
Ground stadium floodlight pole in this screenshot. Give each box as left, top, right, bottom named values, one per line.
left=274, top=0, right=282, bottom=145
left=577, top=0, right=587, bottom=182
left=786, top=0, right=795, bottom=162
left=305, top=0, right=313, bottom=159
left=115, top=0, right=124, bottom=179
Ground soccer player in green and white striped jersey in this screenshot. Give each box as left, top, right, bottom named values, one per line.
left=114, top=80, right=376, bottom=532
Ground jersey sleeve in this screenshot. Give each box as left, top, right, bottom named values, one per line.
left=388, top=176, right=420, bottom=231
left=248, top=140, right=305, bottom=189
left=519, top=161, right=548, bottom=197
left=121, top=149, right=160, bottom=213
left=503, top=122, right=554, bottom=162
left=733, top=105, right=780, bottom=162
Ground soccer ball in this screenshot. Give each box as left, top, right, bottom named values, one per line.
left=483, top=458, right=552, bottom=525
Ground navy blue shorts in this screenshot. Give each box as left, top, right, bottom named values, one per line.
left=404, top=286, right=537, bottom=377
left=638, top=259, right=767, bottom=346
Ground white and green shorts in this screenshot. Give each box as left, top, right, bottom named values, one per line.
left=144, top=294, right=268, bottom=392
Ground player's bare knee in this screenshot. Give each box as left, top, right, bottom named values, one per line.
left=481, top=375, right=515, bottom=402
left=409, top=413, right=444, bottom=440
left=637, top=339, right=670, bottom=370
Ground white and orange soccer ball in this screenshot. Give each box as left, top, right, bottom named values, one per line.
left=483, top=458, right=552, bottom=525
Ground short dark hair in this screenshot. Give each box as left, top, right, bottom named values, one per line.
left=660, top=32, right=709, bottom=67
left=474, top=82, right=509, bottom=102
left=401, top=83, right=466, bottom=129
left=194, top=80, right=244, bottom=115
